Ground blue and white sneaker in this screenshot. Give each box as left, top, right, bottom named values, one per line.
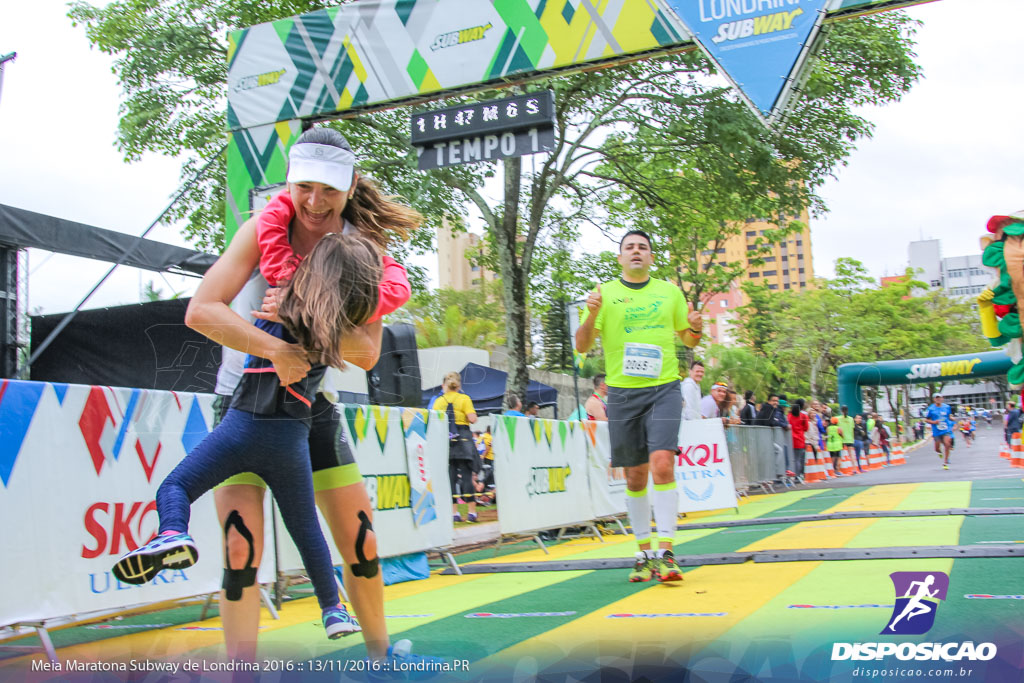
left=322, top=604, right=361, bottom=639
left=112, top=532, right=198, bottom=585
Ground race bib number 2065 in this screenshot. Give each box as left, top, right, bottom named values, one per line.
left=623, top=343, right=663, bottom=379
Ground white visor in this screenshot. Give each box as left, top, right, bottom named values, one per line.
left=287, top=143, right=356, bottom=191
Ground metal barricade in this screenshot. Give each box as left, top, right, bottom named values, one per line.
left=723, top=425, right=783, bottom=491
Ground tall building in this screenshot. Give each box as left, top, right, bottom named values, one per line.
left=697, top=210, right=813, bottom=345
left=437, top=217, right=497, bottom=291
left=907, top=239, right=988, bottom=299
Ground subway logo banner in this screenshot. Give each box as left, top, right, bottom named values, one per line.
left=225, top=0, right=687, bottom=238
left=663, top=0, right=830, bottom=123
left=224, top=0, right=937, bottom=236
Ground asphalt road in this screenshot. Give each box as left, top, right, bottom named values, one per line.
left=801, top=422, right=1023, bottom=488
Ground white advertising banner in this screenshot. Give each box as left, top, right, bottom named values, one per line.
left=676, top=419, right=739, bottom=513
left=0, top=380, right=453, bottom=629
left=580, top=420, right=628, bottom=518
left=273, top=405, right=452, bottom=570
left=493, top=415, right=593, bottom=535
left=0, top=381, right=223, bottom=627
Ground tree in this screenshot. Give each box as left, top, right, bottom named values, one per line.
left=733, top=259, right=988, bottom=403
left=411, top=305, right=501, bottom=350
left=701, top=344, right=779, bottom=397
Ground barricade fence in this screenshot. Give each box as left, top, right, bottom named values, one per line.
left=1, top=379, right=785, bottom=629
left=0, top=379, right=452, bottom=629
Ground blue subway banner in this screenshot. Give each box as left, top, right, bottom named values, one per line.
left=663, top=0, right=830, bottom=123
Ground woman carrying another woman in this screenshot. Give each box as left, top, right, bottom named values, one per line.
left=119, top=127, right=424, bottom=663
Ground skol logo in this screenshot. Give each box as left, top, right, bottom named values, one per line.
left=882, top=571, right=949, bottom=635
left=81, top=501, right=158, bottom=559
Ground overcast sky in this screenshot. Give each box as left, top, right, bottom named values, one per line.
left=1, top=0, right=1021, bottom=316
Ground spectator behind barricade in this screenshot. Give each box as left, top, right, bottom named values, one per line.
left=740, top=390, right=758, bottom=425
left=505, top=393, right=526, bottom=417
left=810, top=400, right=826, bottom=451
left=755, top=393, right=782, bottom=427
left=788, top=401, right=808, bottom=477
left=873, top=418, right=892, bottom=466
left=725, top=389, right=742, bottom=425
left=805, top=401, right=822, bottom=460
left=1006, top=403, right=1023, bottom=440
left=852, top=414, right=868, bottom=473
left=585, top=374, right=609, bottom=421
left=478, top=426, right=495, bottom=505
left=525, top=402, right=540, bottom=418
left=826, top=417, right=843, bottom=476
left=837, top=406, right=855, bottom=468
left=431, top=372, right=480, bottom=523
left=681, top=361, right=704, bottom=421
left=701, top=381, right=728, bottom=422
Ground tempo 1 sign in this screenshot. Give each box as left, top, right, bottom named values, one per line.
left=411, top=91, right=555, bottom=170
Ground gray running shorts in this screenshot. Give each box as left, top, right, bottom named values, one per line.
left=606, top=380, right=682, bottom=468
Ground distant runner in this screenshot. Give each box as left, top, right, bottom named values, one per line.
left=925, top=394, right=953, bottom=470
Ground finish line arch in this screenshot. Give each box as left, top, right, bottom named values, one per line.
left=837, top=351, right=1013, bottom=416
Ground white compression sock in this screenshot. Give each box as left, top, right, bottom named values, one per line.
left=652, top=482, right=678, bottom=547
left=625, top=487, right=652, bottom=545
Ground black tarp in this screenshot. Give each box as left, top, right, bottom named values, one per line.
left=30, top=298, right=221, bottom=392
left=0, top=204, right=216, bottom=276
left=421, top=362, right=558, bottom=416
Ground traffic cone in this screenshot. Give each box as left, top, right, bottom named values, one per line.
left=999, top=441, right=1011, bottom=460
left=889, top=444, right=906, bottom=466
left=1012, top=433, right=1024, bottom=469
left=819, top=454, right=835, bottom=481
left=868, top=444, right=884, bottom=471
left=804, top=448, right=823, bottom=482
left=841, top=449, right=857, bottom=474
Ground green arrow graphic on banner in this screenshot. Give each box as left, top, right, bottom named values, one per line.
left=501, top=416, right=518, bottom=452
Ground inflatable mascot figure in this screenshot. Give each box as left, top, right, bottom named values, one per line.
left=979, top=210, right=1024, bottom=389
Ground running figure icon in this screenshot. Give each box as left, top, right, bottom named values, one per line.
left=886, top=574, right=939, bottom=632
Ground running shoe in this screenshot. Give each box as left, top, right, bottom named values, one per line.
left=628, top=551, right=653, bottom=582
left=467, top=513, right=478, bottom=523
left=452, top=514, right=462, bottom=523
left=112, top=532, right=198, bottom=585
left=943, top=464, right=949, bottom=470
left=652, top=550, right=683, bottom=583
left=322, top=604, right=361, bottom=639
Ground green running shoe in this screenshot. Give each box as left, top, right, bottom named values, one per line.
left=628, top=551, right=653, bottom=583
left=653, top=550, right=683, bottom=582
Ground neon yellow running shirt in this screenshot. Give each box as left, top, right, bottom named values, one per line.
left=594, top=278, right=689, bottom=388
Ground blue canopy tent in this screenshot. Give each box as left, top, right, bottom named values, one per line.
left=421, top=362, right=558, bottom=416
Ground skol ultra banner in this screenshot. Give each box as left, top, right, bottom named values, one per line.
left=492, top=415, right=593, bottom=535
left=0, top=381, right=223, bottom=626
left=225, top=0, right=688, bottom=238
left=675, top=418, right=739, bottom=512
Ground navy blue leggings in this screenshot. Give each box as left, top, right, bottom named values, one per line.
left=157, top=408, right=337, bottom=611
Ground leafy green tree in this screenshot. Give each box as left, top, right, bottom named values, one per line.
left=701, top=344, right=778, bottom=397
left=734, top=260, right=987, bottom=403
left=411, top=305, right=501, bottom=350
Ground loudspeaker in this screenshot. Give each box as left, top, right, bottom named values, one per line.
left=367, top=323, right=421, bottom=407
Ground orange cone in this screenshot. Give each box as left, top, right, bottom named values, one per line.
left=889, top=444, right=906, bottom=466
left=841, top=449, right=857, bottom=475
left=1012, top=433, right=1024, bottom=469
left=999, top=441, right=1011, bottom=460
left=804, top=448, right=823, bottom=482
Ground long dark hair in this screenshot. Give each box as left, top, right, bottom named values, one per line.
left=278, top=232, right=381, bottom=368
